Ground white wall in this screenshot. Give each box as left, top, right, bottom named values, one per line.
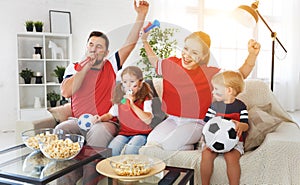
left=0, top=0, right=154, bottom=130
left=5, top=0, right=296, bottom=132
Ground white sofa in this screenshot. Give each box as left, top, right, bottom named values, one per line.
left=19, top=79, right=300, bottom=185
left=140, top=80, right=300, bottom=185
left=139, top=79, right=300, bottom=185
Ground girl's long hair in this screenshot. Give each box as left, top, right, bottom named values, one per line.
left=112, top=66, right=153, bottom=104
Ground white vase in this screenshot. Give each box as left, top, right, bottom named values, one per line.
left=34, top=97, right=41, bottom=108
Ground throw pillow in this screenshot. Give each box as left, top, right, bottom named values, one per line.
left=244, top=104, right=282, bottom=152
left=145, top=79, right=167, bottom=128
left=48, top=103, right=72, bottom=123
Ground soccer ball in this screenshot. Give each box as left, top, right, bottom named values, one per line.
left=202, top=116, right=239, bottom=153
left=78, top=113, right=93, bottom=131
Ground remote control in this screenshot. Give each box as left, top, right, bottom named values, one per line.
left=158, top=171, right=180, bottom=185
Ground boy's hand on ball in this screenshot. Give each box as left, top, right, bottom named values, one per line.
left=232, top=120, right=249, bottom=138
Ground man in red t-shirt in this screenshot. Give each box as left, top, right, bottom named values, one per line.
left=55, top=2, right=149, bottom=184
left=56, top=1, right=149, bottom=148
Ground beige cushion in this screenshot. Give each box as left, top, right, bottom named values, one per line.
left=48, top=103, right=72, bottom=123
left=237, top=79, right=272, bottom=110
left=245, top=104, right=282, bottom=151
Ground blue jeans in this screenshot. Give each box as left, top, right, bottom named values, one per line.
left=108, top=135, right=147, bottom=156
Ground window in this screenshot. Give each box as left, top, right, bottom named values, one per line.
left=154, top=0, right=284, bottom=79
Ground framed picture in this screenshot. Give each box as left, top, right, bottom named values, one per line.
left=49, top=10, right=72, bottom=34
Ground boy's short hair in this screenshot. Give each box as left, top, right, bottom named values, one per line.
left=212, top=70, right=245, bottom=95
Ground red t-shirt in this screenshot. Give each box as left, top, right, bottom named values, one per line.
left=64, top=53, right=120, bottom=118
left=118, top=99, right=152, bottom=136
left=159, top=57, right=220, bottom=119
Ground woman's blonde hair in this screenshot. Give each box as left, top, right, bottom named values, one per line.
left=185, top=31, right=211, bottom=65
left=111, top=66, right=152, bottom=104
left=212, top=70, right=245, bottom=96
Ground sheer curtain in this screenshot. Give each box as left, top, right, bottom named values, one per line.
left=150, top=0, right=300, bottom=112
left=275, top=0, right=300, bottom=111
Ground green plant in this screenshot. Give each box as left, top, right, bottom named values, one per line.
left=52, top=66, right=66, bottom=83
left=34, top=21, right=44, bottom=27
left=25, top=20, right=34, bottom=27
left=47, top=91, right=60, bottom=102
left=34, top=21, right=44, bottom=32
left=137, top=27, right=178, bottom=79
left=25, top=20, right=34, bottom=31
left=53, top=66, right=66, bottom=78
left=19, top=68, right=34, bottom=79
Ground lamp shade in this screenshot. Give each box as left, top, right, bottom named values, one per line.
left=234, top=5, right=258, bottom=28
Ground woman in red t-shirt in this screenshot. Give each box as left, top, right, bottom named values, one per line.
left=140, top=31, right=260, bottom=151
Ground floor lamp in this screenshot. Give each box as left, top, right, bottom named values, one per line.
left=235, top=0, right=287, bottom=91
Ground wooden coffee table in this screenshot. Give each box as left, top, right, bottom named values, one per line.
left=0, top=144, right=111, bottom=185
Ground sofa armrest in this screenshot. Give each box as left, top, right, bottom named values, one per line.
left=270, top=121, right=300, bottom=141
left=238, top=122, right=300, bottom=184
left=32, top=116, right=57, bottom=129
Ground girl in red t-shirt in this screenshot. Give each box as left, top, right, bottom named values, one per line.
left=93, top=66, right=153, bottom=156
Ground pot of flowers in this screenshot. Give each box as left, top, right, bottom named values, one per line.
left=34, top=21, right=44, bottom=32
left=47, top=91, right=61, bottom=107
left=25, top=20, right=34, bottom=32
left=19, top=68, right=34, bottom=84
left=52, top=65, right=66, bottom=83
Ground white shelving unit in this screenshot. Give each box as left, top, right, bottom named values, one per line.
left=17, top=32, right=72, bottom=120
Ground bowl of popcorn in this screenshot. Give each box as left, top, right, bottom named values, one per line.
left=109, top=155, right=154, bottom=176
left=96, top=154, right=166, bottom=182
left=39, top=134, right=84, bottom=161
left=22, top=128, right=64, bottom=150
